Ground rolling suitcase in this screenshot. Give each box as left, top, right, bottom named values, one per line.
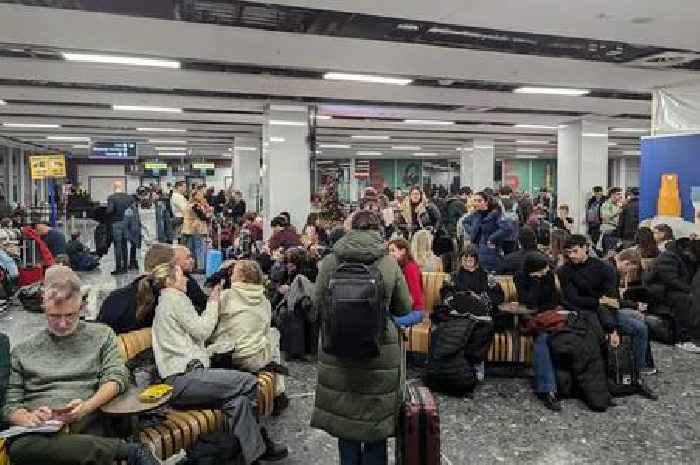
left=18, top=238, right=43, bottom=286
left=607, top=334, right=639, bottom=397
left=397, top=383, right=441, bottom=465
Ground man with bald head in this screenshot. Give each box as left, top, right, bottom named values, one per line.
left=106, top=180, right=134, bottom=276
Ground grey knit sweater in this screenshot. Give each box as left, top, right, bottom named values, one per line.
left=2, top=322, right=129, bottom=419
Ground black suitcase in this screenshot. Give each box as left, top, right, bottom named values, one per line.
left=607, top=334, right=639, bottom=396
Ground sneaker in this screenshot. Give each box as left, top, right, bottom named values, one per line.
left=641, top=368, right=658, bottom=376
left=127, top=444, right=161, bottom=465
left=537, top=392, right=562, bottom=412
left=637, top=382, right=659, bottom=401
left=258, top=427, right=288, bottom=461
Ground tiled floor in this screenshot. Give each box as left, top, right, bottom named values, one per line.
left=2, top=265, right=700, bottom=464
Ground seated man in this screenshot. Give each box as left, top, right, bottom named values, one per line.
left=500, top=226, right=542, bottom=275
left=36, top=222, right=67, bottom=259
left=557, top=235, right=656, bottom=400
left=149, top=261, right=287, bottom=464
left=66, top=232, right=99, bottom=272
left=2, top=266, right=158, bottom=465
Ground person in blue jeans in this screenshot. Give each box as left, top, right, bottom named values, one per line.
left=514, top=253, right=562, bottom=411
left=105, top=181, right=134, bottom=276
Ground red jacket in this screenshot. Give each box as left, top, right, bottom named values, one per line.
left=402, top=260, right=425, bottom=311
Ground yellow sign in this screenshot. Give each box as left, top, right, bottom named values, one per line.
left=144, top=162, right=168, bottom=170
left=192, top=163, right=215, bottom=170
left=29, top=154, right=66, bottom=180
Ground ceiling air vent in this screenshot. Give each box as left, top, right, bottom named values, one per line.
left=625, top=51, right=700, bottom=69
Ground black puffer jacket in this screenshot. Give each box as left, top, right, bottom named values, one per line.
left=616, top=196, right=639, bottom=242
left=425, top=311, right=477, bottom=396
left=548, top=312, right=610, bottom=412
left=0, top=332, right=9, bottom=425
left=645, top=240, right=693, bottom=301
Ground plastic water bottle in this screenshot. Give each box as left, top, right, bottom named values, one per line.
left=487, top=271, right=497, bottom=288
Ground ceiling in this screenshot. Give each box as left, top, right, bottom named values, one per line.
left=0, top=1, right=694, bottom=162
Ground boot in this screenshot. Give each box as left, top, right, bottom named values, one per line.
left=637, top=381, right=658, bottom=401
left=272, top=393, right=290, bottom=417
left=258, top=427, right=288, bottom=462
left=262, top=361, right=290, bottom=376
left=127, top=444, right=161, bottom=465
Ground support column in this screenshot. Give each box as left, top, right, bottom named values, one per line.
left=233, top=144, right=261, bottom=210
left=619, top=157, right=628, bottom=191
left=262, top=105, right=311, bottom=235
left=459, top=147, right=474, bottom=188
left=472, top=139, right=495, bottom=191
left=18, top=148, right=26, bottom=206
left=6, top=148, right=14, bottom=204
left=348, top=158, right=359, bottom=202
left=557, top=120, right=608, bottom=233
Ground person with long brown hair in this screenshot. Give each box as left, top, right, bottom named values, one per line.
left=388, top=238, right=425, bottom=314
left=182, top=185, right=212, bottom=273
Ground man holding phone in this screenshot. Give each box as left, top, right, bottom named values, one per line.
left=2, top=266, right=159, bottom=465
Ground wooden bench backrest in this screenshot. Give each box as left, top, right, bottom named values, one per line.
left=421, top=272, right=448, bottom=314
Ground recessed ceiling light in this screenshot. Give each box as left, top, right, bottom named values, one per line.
left=270, top=137, right=285, bottom=142
left=269, top=104, right=307, bottom=112
left=155, top=147, right=187, bottom=151
left=323, top=72, right=413, bottom=86
left=608, top=142, right=618, bottom=146
left=514, top=124, right=558, bottom=130
left=158, top=152, right=188, bottom=156
left=62, top=52, right=181, bottom=68
left=610, top=127, right=648, bottom=133
left=113, top=105, right=182, bottom=113
left=269, top=120, right=306, bottom=126
left=392, top=146, right=422, bottom=150
left=3, top=123, right=61, bottom=128
left=0, top=100, right=6, bottom=106
left=403, top=119, right=454, bottom=125
left=356, top=151, right=382, bottom=156
left=397, top=23, right=419, bottom=31
left=137, top=127, right=186, bottom=132
left=623, top=150, right=641, bottom=155
left=320, top=144, right=351, bottom=149
left=148, top=139, right=187, bottom=144
left=513, top=87, right=590, bottom=96
left=516, top=148, right=543, bottom=153
left=516, top=140, right=550, bottom=144
left=235, top=147, right=258, bottom=151
left=414, top=152, right=438, bottom=156
left=428, top=27, right=479, bottom=37
left=315, top=115, right=332, bottom=120
left=72, top=144, right=90, bottom=149
left=351, top=135, right=390, bottom=140
left=47, top=136, right=90, bottom=141
left=457, top=147, right=474, bottom=152
left=583, top=133, right=608, bottom=137
left=516, top=155, right=538, bottom=159
left=315, top=150, right=322, bottom=154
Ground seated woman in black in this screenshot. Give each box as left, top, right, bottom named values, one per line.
left=514, top=252, right=559, bottom=312
left=443, top=246, right=503, bottom=309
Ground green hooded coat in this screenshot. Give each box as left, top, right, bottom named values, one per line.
left=310, top=230, right=412, bottom=442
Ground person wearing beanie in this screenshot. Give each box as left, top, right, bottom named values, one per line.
left=514, top=252, right=562, bottom=411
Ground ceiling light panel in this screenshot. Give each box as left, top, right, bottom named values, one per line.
left=113, top=105, right=182, bottom=113
left=148, top=139, right=187, bottom=144
left=583, top=133, right=608, bottom=137
left=320, top=144, right=351, bottom=149
left=269, top=120, right=306, bottom=126
left=516, top=140, right=550, bottom=144
left=356, top=151, right=382, bottom=156
left=0, top=100, right=6, bottom=106
left=157, top=152, right=189, bottom=156
left=47, top=136, right=90, bottom=141
left=516, top=148, right=543, bottom=153
left=514, top=124, right=558, bottom=130
left=62, top=52, right=181, bottom=68
left=610, top=127, right=649, bottom=133
left=323, top=72, right=413, bottom=85
left=351, top=135, right=390, bottom=140
left=137, top=127, right=186, bottom=132
left=403, top=120, right=454, bottom=125
left=235, top=147, right=258, bottom=151
left=392, top=146, right=422, bottom=150
left=155, top=147, right=187, bottom=151
left=514, top=87, right=590, bottom=96
left=3, top=123, right=61, bottom=128
left=270, top=137, right=285, bottom=142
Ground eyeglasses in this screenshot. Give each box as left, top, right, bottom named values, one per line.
left=46, top=312, right=80, bottom=322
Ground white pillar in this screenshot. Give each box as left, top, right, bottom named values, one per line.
left=459, top=147, right=474, bottom=188
left=619, top=157, right=628, bottom=191
left=262, top=105, right=311, bottom=235
left=349, top=158, right=359, bottom=202
left=233, top=145, right=261, bottom=209
left=18, top=148, right=26, bottom=206
left=557, top=120, right=608, bottom=233
left=472, top=139, right=495, bottom=191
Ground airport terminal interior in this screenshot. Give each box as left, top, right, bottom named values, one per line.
left=0, top=1, right=700, bottom=464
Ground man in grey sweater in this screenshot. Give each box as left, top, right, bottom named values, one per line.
left=2, top=266, right=159, bottom=465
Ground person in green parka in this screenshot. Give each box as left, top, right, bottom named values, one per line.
left=0, top=332, right=9, bottom=429
left=311, top=210, right=412, bottom=465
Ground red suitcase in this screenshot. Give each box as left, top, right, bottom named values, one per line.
left=397, top=384, right=441, bottom=465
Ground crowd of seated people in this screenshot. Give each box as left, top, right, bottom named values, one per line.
left=4, top=181, right=700, bottom=465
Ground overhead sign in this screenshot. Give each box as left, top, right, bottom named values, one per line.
left=92, top=142, right=136, bottom=158
left=29, top=154, right=66, bottom=180
left=144, top=162, right=168, bottom=170
left=192, top=163, right=215, bottom=170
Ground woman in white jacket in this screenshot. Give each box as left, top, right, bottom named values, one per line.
left=209, top=259, right=289, bottom=415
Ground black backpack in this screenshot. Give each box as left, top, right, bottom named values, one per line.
left=607, top=334, right=639, bottom=396
left=183, top=432, right=243, bottom=465
left=17, top=282, right=43, bottom=313
left=322, top=261, right=385, bottom=359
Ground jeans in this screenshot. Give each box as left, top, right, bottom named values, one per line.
left=167, top=367, right=266, bottom=465
left=533, top=333, right=556, bottom=393
left=617, top=309, right=649, bottom=369
left=185, top=234, right=206, bottom=270
left=111, top=220, right=128, bottom=271
left=338, top=438, right=387, bottom=465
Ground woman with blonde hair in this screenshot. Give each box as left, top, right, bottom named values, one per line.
left=182, top=185, right=212, bottom=273
left=410, top=229, right=443, bottom=273
left=209, top=259, right=289, bottom=415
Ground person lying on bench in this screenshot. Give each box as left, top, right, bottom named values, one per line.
left=2, top=266, right=159, bottom=465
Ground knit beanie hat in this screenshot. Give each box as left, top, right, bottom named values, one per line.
left=524, top=253, right=549, bottom=274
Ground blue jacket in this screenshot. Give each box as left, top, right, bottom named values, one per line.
left=124, top=198, right=141, bottom=248
left=466, top=210, right=506, bottom=272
